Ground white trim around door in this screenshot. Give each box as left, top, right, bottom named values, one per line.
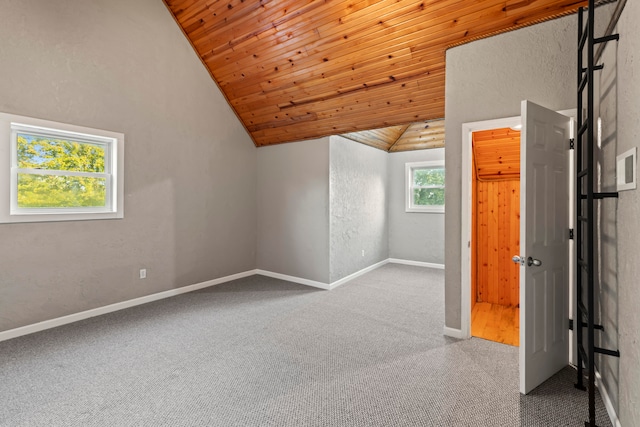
left=460, top=115, right=522, bottom=340
left=460, top=109, right=576, bottom=361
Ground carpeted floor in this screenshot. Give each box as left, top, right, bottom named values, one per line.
left=0, top=264, right=611, bottom=426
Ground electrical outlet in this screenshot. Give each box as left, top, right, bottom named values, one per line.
left=361, top=250, right=365, bottom=257
left=139, top=269, right=147, bottom=279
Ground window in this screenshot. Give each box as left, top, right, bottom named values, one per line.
left=405, top=161, right=445, bottom=213
left=0, top=112, right=124, bottom=223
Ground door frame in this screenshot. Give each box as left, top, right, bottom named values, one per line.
left=459, top=110, right=576, bottom=362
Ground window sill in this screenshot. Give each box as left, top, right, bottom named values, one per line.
left=405, top=207, right=445, bottom=214
left=0, top=211, right=124, bottom=224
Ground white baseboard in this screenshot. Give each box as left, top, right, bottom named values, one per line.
left=0, top=269, right=257, bottom=343
left=1, top=259, right=444, bottom=344
left=255, top=270, right=330, bottom=290
left=329, top=259, right=390, bottom=290
left=443, top=326, right=466, bottom=339
left=596, top=368, right=622, bottom=427
left=256, top=259, right=390, bottom=291
left=388, top=258, right=445, bottom=269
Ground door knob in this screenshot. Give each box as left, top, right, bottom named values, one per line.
left=527, top=257, right=542, bottom=267
left=513, top=255, right=542, bottom=267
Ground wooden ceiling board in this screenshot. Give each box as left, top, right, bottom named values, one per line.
left=208, top=0, right=444, bottom=66
left=252, top=102, right=445, bottom=146
left=390, top=141, right=445, bottom=152
left=220, top=33, right=444, bottom=95
left=264, top=65, right=445, bottom=109
left=392, top=120, right=446, bottom=150
left=245, top=87, right=443, bottom=135
left=224, top=40, right=445, bottom=101
left=164, top=0, right=586, bottom=148
left=338, top=119, right=445, bottom=152
left=340, top=125, right=409, bottom=151
left=473, top=127, right=521, bottom=180
left=243, top=72, right=446, bottom=126
left=395, top=135, right=445, bottom=146
left=403, top=120, right=445, bottom=133
left=196, top=5, right=324, bottom=61
left=212, top=2, right=568, bottom=75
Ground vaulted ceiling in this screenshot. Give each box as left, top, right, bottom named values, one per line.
left=341, top=118, right=444, bottom=151
left=163, top=0, right=586, bottom=151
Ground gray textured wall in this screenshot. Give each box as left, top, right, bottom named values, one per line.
left=329, top=136, right=388, bottom=282
left=0, top=0, right=257, bottom=332
left=257, top=135, right=440, bottom=284
left=593, top=12, right=620, bottom=417
left=388, top=148, right=445, bottom=265
left=444, top=15, right=577, bottom=330
left=256, top=138, right=331, bottom=283
left=613, top=1, right=640, bottom=424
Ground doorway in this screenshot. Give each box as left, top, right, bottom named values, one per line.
left=470, top=127, right=521, bottom=346
left=460, top=104, right=575, bottom=394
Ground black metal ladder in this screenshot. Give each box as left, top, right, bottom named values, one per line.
left=574, top=2, right=621, bottom=426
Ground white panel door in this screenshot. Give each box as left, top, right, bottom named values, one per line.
left=519, top=100, right=571, bottom=395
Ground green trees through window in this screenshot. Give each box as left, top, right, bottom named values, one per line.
left=405, top=160, right=445, bottom=213
left=412, top=167, right=445, bottom=207
left=16, top=134, right=107, bottom=208
left=1, top=112, right=124, bottom=223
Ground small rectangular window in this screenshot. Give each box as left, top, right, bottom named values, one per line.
left=406, top=161, right=445, bottom=213
left=0, top=113, right=124, bottom=223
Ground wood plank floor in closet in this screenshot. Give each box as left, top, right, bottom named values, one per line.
left=471, top=302, right=519, bottom=346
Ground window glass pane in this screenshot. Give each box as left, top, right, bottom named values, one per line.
left=413, top=168, right=444, bottom=186
left=413, top=188, right=445, bottom=206
left=17, top=174, right=106, bottom=208
left=17, top=133, right=105, bottom=173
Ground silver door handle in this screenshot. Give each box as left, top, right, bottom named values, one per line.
left=527, top=257, right=542, bottom=267
left=512, top=255, right=525, bottom=265
left=513, top=255, right=542, bottom=267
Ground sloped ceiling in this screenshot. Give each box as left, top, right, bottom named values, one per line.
left=163, top=0, right=586, bottom=151
left=341, top=119, right=444, bottom=152
left=473, top=127, right=521, bottom=180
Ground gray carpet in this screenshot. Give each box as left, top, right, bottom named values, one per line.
left=0, top=264, right=611, bottom=426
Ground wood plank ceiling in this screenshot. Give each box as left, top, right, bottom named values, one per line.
left=164, top=0, right=585, bottom=151
left=473, top=127, right=521, bottom=180
left=341, top=118, right=444, bottom=152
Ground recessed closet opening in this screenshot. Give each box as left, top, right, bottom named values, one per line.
left=471, top=127, right=521, bottom=346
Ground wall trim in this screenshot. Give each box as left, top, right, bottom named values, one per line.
left=460, top=115, right=522, bottom=341
left=460, top=109, right=577, bottom=343
left=388, top=258, right=445, bottom=269
left=1, top=259, right=445, bottom=344
left=596, top=368, right=622, bottom=427
left=255, top=270, right=330, bottom=290
left=0, top=269, right=257, bottom=343
left=443, top=326, right=465, bottom=339
left=260, top=258, right=439, bottom=291
left=256, top=259, right=391, bottom=291
left=329, top=259, right=390, bottom=289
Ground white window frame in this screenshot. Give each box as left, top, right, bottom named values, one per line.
left=405, top=160, right=445, bottom=213
left=0, top=112, right=124, bottom=223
